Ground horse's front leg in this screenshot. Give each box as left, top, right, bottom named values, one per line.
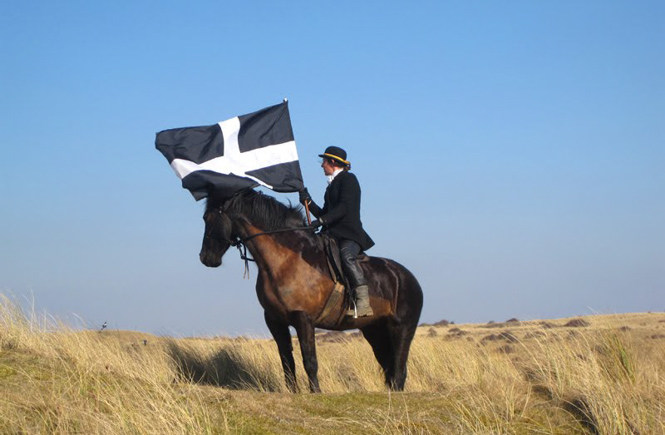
left=289, top=311, right=321, bottom=393
left=264, top=312, right=298, bottom=393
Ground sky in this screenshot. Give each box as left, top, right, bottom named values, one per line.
left=1, top=1, right=663, bottom=337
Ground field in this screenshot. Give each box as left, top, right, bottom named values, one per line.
left=1, top=293, right=664, bottom=434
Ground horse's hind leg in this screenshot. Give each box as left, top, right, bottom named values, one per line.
left=388, top=321, right=418, bottom=391
left=264, top=312, right=298, bottom=393
left=360, top=321, right=395, bottom=387
left=289, top=311, right=321, bottom=393
left=388, top=269, right=423, bottom=391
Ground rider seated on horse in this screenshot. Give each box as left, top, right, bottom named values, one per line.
left=299, top=146, right=374, bottom=317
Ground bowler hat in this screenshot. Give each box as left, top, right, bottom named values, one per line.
left=319, top=146, right=350, bottom=166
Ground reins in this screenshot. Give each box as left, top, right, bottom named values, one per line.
left=231, top=226, right=317, bottom=279
left=207, top=189, right=317, bottom=279
left=242, top=226, right=317, bottom=243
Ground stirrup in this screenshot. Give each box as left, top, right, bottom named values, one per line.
left=346, top=300, right=358, bottom=318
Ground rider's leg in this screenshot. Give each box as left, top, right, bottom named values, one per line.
left=340, top=239, right=373, bottom=317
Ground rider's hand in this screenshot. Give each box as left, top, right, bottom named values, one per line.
left=311, top=218, right=323, bottom=228
left=299, top=188, right=311, bottom=206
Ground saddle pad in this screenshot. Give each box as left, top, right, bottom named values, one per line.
left=315, top=281, right=346, bottom=325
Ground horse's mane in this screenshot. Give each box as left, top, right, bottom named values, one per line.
left=208, top=189, right=306, bottom=231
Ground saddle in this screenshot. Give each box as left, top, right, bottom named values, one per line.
left=315, top=233, right=369, bottom=325
left=320, top=233, right=369, bottom=287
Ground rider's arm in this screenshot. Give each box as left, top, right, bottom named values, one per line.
left=318, top=174, right=357, bottom=225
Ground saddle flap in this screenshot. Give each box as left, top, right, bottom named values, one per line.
left=322, top=234, right=344, bottom=283
left=320, top=233, right=370, bottom=282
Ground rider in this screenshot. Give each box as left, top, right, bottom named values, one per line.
left=299, top=146, right=374, bottom=317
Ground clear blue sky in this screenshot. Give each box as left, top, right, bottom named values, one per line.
left=1, top=1, right=663, bottom=336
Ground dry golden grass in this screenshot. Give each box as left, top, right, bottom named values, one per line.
left=1, top=292, right=664, bottom=434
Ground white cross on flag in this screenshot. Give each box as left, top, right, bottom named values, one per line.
left=156, top=101, right=304, bottom=200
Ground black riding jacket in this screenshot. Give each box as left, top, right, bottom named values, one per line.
left=308, top=170, right=374, bottom=252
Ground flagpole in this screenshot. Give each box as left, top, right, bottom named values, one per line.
left=282, top=97, right=311, bottom=225
left=283, top=97, right=312, bottom=225
left=305, top=201, right=312, bottom=225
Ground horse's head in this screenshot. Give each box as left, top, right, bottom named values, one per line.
left=199, top=188, right=306, bottom=267
left=199, top=197, right=235, bottom=268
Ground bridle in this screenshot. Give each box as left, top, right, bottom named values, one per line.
left=204, top=204, right=317, bottom=279
left=236, top=226, right=317, bottom=279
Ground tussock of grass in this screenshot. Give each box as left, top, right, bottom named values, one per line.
left=2, top=292, right=664, bottom=434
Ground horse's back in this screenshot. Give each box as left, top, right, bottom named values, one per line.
left=365, top=256, right=423, bottom=324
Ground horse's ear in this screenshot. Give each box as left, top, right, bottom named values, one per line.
left=204, top=191, right=223, bottom=212
left=206, top=185, right=218, bottom=201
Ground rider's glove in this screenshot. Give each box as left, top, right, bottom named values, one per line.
left=299, top=188, right=311, bottom=206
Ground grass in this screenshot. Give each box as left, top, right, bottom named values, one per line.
left=1, top=292, right=664, bottom=434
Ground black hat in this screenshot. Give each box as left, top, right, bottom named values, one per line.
left=318, top=146, right=350, bottom=166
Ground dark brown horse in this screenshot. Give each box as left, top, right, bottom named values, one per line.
left=199, top=189, right=423, bottom=392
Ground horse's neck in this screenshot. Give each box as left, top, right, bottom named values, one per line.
left=239, top=220, right=323, bottom=280
left=240, top=222, right=288, bottom=272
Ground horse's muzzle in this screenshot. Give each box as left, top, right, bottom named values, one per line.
left=199, top=251, right=222, bottom=268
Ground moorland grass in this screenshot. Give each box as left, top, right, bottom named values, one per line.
left=1, top=293, right=664, bottom=434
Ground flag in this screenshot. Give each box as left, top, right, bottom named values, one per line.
left=156, top=101, right=304, bottom=200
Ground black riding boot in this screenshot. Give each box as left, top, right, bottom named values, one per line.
left=340, top=239, right=373, bottom=318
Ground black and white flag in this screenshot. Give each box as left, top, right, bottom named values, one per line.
left=156, top=101, right=304, bottom=200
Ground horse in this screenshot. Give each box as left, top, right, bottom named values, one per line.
left=199, top=188, right=423, bottom=392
